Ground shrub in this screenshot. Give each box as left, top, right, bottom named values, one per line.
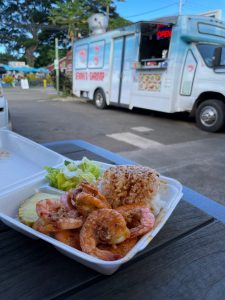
left=50, top=71, right=72, bottom=95
left=60, top=72, right=72, bottom=95
left=45, top=74, right=53, bottom=86
left=26, top=73, right=37, bottom=81
left=3, top=75, right=14, bottom=84
left=26, top=73, right=40, bottom=87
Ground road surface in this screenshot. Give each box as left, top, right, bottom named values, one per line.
left=5, top=87, right=225, bottom=205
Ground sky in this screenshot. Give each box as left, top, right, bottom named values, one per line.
left=116, top=0, right=225, bottom=22
left=0, top=0, right=225, bottom=54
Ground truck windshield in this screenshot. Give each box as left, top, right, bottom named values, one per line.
left=197, top=44, right=225, bottom=67
left=139, top=23, right=172, bottom=66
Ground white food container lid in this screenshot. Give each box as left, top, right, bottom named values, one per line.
left=0, top=129, right=64, bottom=195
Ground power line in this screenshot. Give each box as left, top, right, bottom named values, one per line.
left=124, top=2, right=179, bottom=19
left=178, top=0, right=182, bottom=15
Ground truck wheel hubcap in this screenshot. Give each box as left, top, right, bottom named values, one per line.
left=200, top=106, right=217, bottom=127
left=96, top=93, right=103, bottom=106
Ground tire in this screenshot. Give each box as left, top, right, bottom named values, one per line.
left=94, top=89, right=107, bottom=109
left=196, top=99, right=225, bottom=132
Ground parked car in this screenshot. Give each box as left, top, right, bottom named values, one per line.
left=0, top=67, right=11, bottom=129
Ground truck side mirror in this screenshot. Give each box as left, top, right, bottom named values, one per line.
left=212, top=47, right=222, bottom=68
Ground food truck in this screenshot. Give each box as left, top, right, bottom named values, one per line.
left=72, top=14, right=225, bottom=132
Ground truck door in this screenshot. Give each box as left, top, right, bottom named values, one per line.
left=120, top=35, right=136, bottom=105
left=110, top=35, right=135, bottom=105
left=110, top=37, right=124, bottom=104
left=180, top=50, right=197, bottom=96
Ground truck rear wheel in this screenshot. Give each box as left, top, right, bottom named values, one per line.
left=196, top=99, right=225, bottom=132
left=94, top=89, right=107, bottom=109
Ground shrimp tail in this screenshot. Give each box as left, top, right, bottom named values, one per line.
left=93, top=248, right=122, bottom=261
left=55, top=217, right=83, bottom=230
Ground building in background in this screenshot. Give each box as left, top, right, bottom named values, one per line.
left=8, top=61, right=26, bottom=68
left=47, top=50, right=72, bottom=77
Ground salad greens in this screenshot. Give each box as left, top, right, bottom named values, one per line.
left=45, top=157, right=102, bottom=191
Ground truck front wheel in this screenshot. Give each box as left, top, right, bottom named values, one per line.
left=94, top=89, right=107, bottom=109
left=196, top=99, right=225, bottom=132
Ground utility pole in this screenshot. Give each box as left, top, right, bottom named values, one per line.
left=55, top=38, right=59, bottom=95
left=179, top=0, right=183, bottom=15
left=106, top=0, right=111, bottom=17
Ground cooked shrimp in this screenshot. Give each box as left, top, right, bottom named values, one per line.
left=32, top=218, right=58, bottom=234
left=76, top=192, right=111, bottom=217
left=54, top=229, right=81, bottom=250
left=36, top=199, right=63, bottom=219
left=60, top=181, right=110, bottom=216
left=60, top=192, right=74, bottom=210
left=36, top=199, right=83, bottom=231
left=79, top=181, right=108, bottom=201
left=79, top=180, right=105, bottom=200
left=80, top=208, right=130, bottom=261
left=60, top=188, right=83, bottom=210
left=116, top=204, right=155, bottom=238
left=99, top=237, right=138, bottom=258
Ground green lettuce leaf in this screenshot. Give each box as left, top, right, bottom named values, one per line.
left=45, top=157, right=102, bottom=191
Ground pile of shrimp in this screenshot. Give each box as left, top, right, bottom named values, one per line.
left=33, top=180, right=155, bottom=261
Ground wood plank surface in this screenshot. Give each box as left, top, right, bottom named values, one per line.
left=61, top=220, right=225, bottom=300
left=0, top=201, right=212, bottom=300
left=46, top=143, right=116, bottom=164
left=0, top=230, right=98, bottom=300
left=65, top=150, right=116, bottom=164
left=0, top=143, right=218, bottom=299
left=0, top=221, right=9, bottom=232
left=45, top=143, right=84, bottom=155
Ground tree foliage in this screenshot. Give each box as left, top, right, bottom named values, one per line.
left=34, top=46, right=67, bottom=68
left=49, top=0, right=88, bottom=42
left=0, top=53, right=19, bottom=64
left=0, top=0, right=130, bottom=67
left=0, top=0, right=58, bottom=66
left=50, top=0, right=130, bottom=40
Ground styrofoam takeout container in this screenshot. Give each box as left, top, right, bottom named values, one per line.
left=0, top=155, right=183, bottom=274
left=0, top=130, right=183, bottom=274
left=0, top=130, right=64, bottom=194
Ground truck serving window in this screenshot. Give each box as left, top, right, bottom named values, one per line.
left=197, top=44, right=225, bottom=67
left=139, top=23, right=172, bottom=66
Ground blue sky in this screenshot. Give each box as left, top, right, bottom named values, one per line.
left=0, top=0, right=224, bottom=54
left=116, top=0, right=225, bottom=22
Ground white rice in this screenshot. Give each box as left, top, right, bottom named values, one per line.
left=150, top=193, right=166, bottom=216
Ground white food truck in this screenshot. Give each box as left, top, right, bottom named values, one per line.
left=73, top=14, right=225, bottom=132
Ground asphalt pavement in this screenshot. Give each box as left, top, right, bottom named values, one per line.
left=5, top=87, right=225, bottom=206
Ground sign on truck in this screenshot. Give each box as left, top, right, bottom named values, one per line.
left=73, top=15, right=225, bottom=132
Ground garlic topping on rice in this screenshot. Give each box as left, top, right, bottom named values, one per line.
left=98, top=165, right=160, bottom=210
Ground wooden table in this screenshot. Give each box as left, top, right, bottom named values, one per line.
left=1, top=140, right=225, bottom=300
